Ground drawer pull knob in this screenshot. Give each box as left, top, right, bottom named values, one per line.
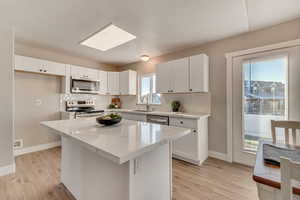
left=180, top=121, right=183, bottom=124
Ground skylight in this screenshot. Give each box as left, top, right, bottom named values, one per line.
left=80, top=24, right=136, bottom=51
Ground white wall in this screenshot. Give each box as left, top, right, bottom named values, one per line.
left=14, top=72, right=61, bottom=148
left=0, top=27, right=14, bottom=169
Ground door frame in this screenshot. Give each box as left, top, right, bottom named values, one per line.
left=225, top=39, right=300, bottom=163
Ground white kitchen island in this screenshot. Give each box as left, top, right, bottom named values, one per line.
left=41, top=119, right=190, bottom=200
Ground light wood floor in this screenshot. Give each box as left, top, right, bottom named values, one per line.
left=0, top=148, right=258, bottom=200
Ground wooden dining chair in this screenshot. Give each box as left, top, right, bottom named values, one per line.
left=271, top=120, right=300, bottom=145
left=280, top=157, right=300, bottom=200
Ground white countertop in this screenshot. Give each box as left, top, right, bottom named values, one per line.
left=41, top=119, right=190, bottom=164
left=107, top=109, right=210, bottom=119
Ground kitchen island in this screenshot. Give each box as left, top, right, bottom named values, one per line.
left=41, top=119, right=191, bottom=200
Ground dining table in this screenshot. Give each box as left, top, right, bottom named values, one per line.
left=253, top=140, right=300, bottom=200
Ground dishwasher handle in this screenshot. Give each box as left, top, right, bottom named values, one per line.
left=147, top=115, right=169, bottom=125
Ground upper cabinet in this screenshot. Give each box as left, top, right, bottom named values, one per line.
left=119, top=70, right=137, bottom=95
left=156, top=58, right=189, bottom=93
left=15, top=55, right=66, bottom=76
left=98, top=70, right=108, bottom=95
left=107, top=72, right=120, bottom=95
left=156, top=54, right=209, bottom=93
left=70, top=65, right=98, bottom=80
left=189, top=54, right=209, bottom=92
left=15, top=55, right=138, bottom=96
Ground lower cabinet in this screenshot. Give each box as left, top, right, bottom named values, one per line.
left=120, top=111, right=209, bottom=165
left=170, top=117, right=208, bottom=165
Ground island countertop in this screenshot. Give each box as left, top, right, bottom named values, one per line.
left=41, top=119, right=191, bottom=164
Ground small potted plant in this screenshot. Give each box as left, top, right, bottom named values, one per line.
left=171, top=101, right=181, bottom=112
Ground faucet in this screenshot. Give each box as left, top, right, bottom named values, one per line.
left=146, top=103, right=150, bottom=112
left=145, top=95, right=151, bottom=112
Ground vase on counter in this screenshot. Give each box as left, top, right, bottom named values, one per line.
left=171, top=101, right=181, bottom=112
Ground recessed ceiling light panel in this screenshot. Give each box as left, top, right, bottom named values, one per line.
left=140, top=55, right=150, bottom=62
left=80, top=24, right=136, bottom=51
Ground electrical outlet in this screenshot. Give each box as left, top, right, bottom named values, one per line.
left=14, top=139, right=23, bottom=149
left=35, top=99, right=42, bottom=106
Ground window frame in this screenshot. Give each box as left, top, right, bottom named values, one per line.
left=137, top=73, right=161, bottom=105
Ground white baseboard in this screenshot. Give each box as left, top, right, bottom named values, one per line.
left=14, top=141, right=61, bottom=156
left=0, top=163, right=15, bottom=177
left=208, top=151, right=228, bottom=162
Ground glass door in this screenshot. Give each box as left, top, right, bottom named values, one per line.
left=231, top=47, right=295, bottom=166
left=243, top=56, right=288, bottom=151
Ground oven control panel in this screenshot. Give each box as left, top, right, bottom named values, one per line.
left=66, top=99, right=95, bottom=107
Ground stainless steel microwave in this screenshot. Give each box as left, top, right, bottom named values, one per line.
left=71, top=78, right=100, bottom=94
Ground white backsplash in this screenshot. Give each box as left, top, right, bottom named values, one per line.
left=120, top=93, right=211, bottom=114
left=60, top=93, right=211, bottom=114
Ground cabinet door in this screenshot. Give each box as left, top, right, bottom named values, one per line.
left=173, top=130, right=199, bottom=161
left=170, top=58, right=189, bottom=93
left=156, top=62, right=171, bottom=93
left=85, top=68, right=98, bottom=80
left=70, top=65, right=85, bottom=78
left=119, top=71, right=129, bottom=95
left=189, top=54, right=209, bottom=92
left=128, top=70, right=137, bottom=95
left=15, top=55, right=66, bottom=76
left=44, top=60, right=66, bottom=76
left=119, top=70, right=137, bottom=95
left=15, top=55, right=44, bottom=73
left=98, top=70, right=107, bottom=94
left=107, top=72, right=119, bottom=95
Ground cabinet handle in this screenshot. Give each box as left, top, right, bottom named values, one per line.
left=39, top=69, right=43, bottom=72
left=180, top=121, right=183, bottom=124
left=189, top=89, right=193, bottom=91
left=44, top=70, right=47, bottom=72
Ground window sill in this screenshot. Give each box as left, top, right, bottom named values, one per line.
left=136, top=103, right=161, bottom=106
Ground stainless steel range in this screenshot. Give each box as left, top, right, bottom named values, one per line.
left=62, top=99, right=105, bottom=119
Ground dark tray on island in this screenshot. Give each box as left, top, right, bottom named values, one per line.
left=96, top=113, right=122, bottom=126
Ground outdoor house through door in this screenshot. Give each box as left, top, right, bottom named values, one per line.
left=243, top=56, right=288, bottom=151
left=229, top=44, right=300, bottom=166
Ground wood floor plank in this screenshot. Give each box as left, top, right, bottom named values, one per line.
left=0, top=147, right=258, bottom=200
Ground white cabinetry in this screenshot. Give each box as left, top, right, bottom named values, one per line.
left=170, top=117, right=208, bottom=165
left=189, top=54, right=209, bottom=92
left=70, top=65, right=98, bottom=80
left=156, top=53, right=209, bottom=93
left=98, top=70, right=108, bottom=95
left=107, top=72, right=120, bottom=95
left=156, top=58, right=189, bottom=93
left=15, top=55, right=66, bottom=76
left=119, top=70, right=137, bottom=95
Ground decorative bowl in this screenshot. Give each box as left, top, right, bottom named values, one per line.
left=96, top=113, right=122, bottom=126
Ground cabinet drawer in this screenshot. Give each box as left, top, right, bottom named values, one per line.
left=169, top=117, right=197, bottom=129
